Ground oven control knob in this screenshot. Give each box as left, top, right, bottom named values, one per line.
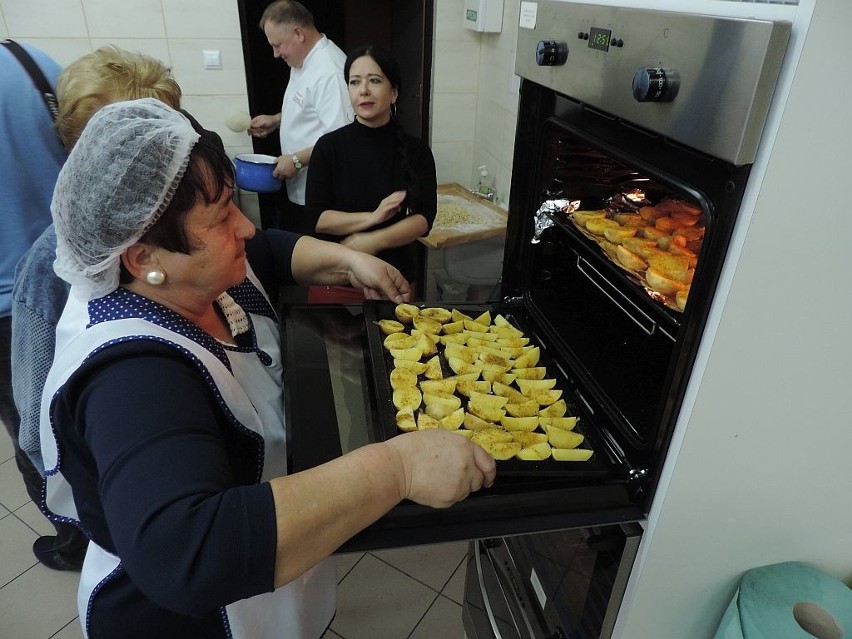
left=536, top=40, right=568, bottom=66
left=632, top=67, right=680, bottom=102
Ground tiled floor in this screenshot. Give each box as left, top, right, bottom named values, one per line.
left=0, top=431, right=469, bottom=638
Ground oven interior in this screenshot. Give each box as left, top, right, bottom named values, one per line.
left=501, top=85, right=752, bottom=494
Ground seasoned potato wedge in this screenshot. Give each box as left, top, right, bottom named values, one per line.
left=439, top=333, right=467, bottom=345
left=511, top=431, right=549, bottom=447
left=417, top=412, right=442, bottom=430
left=491, top=382, right=527, bottom=404
left=471, top=428, right=514, bottom=445
left=463, top=412, right=495, bottom=431
left=516, top=442, right=553, bottom=461
left=423, top=355, right=443, bottom=380
left=539, top=399, right=568, bottom=417
left=412, top=316, right=442, bottom=336
left=463, top=319, right=489, bottom=333
left=505, top=399, right=539, bottom=417
left=389, top=346, right=424, bottom=362
left=513, top=347, right=541, bottom=369
left=544, top=425, right=584, bottom=449
left=500, top=416, right=539, bottom=432
left=384, top=333, right=418, bottom=350
left=444, top=342, right=478, bottom=364
left=538, top=416, right=578, bottom=431
left=419, top=307, right=452, bottom=323
left=395, top=408, right=417, bottom=432
left=469, top=391, right=509, bottom=408
left=393, top=359, right=428, bottom=375
left=441, top=320, right=464, bottom=334
left=481, top=371, right=517, bottom=385
left=420, top=378, right=457, bottom=395
left=456, top=380, right=492, bottom=397
left=377, top=319, right=405, bottom=335
left=390, top=368, right=418, bottom=390
left=440, top=407, right=465, bottom=430
left=393, top=387, right=422, bottom=411
left=511, top=367, right=546, bottom=380
left=394, top=303, right=420, bottom=324
left=551, top=448, right=593, bottom=462
left=453, top=429, right=475, bottom=439
left=451, top=309, right=472, bottom=322
left=467, top=401, right=506, bottom=423
left=448, top=357, right=482, bottom=376
left=473, top=310, right=492, bottom=326
left=526, top=388, right=563, bottom=406
left=516, top=378, right=556, bottom=394
left=478, top=441, right=524, bottom=461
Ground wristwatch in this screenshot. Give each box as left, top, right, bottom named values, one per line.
left=291, top=154, right=303, bottom=170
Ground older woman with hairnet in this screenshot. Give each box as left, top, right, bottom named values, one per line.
left=40, top=98, right=496, bottom=639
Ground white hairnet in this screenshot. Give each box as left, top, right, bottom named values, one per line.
left=52, top=98, right=200, bottom=300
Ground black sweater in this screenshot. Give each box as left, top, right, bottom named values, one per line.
left=305, top=120, right=437, bottom=281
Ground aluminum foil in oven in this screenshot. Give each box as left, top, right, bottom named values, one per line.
left=533, top=199, right=581, bottom=243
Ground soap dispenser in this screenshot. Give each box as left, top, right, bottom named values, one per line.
left=476, top=165, right=494, bottom=200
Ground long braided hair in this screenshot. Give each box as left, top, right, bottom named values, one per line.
left=344, top=45, right=421, bottom=213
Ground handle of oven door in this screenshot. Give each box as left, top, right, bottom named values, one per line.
left=475, top=541, right=509, bottom=639
left=575, top=255, right=673, bottom=341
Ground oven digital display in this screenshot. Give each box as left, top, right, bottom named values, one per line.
left=588, top=27, right=611, bottom=52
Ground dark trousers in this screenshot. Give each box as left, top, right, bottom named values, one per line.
left=0, top=316, right=85, bottom=547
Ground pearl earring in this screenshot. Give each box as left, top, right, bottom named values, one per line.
left=145, top=269, right=166, bottom=285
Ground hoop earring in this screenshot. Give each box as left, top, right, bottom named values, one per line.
left=145, top=269, right=166, bottom=285
left=391, top=103, right=397, bottom=119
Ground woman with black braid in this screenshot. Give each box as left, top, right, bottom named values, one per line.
left=304, top=45, right=437, bottom=303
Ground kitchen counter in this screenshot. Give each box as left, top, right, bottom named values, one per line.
left=419, top=183, right=508, bottom=249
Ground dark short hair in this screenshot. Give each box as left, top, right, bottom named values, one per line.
left=344, top=45, right=401, bottom=93
left=119, top=125, right=234, bottom=283
left=259, top=0, right=315, bottom=31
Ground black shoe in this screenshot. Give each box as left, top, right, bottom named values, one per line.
left=32, top=535, right=86, bottom=572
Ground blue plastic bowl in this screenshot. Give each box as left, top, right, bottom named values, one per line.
left=233, top=153, right=282, bottom=193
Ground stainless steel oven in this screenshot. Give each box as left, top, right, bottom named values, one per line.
left=280, top=1, right=791, bottom=634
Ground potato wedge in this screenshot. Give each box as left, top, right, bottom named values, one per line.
left=495, top=336, right=529, bottom=348
left=604, top=226, right=638, bottom=244
left=572, top=210, right=607, bottom=227
left=469, top=392, right=509, bottom=408
left=544, top=425, right=584, bottom=449
left=444, top=342, right=478, bottom=364
left=415, top=333, right=438, bottom=357
left=473, top=310, right=492, bottom=326
left=423, top=391, right=462, bottom=414
left=616, top=245, right=648, bottom=271
left=393, top=359, right=428, bottom=375
left=389, top=345, right=424, bottom=362
left=394, top=303, right=420, bottom=324
left=489, top=325, right=523, bottom=339
left=645, top=267, right=686, bottom=295
left=463, top=319, right=489, bottom=333
left=500, top=416, right=539, bottom=432
left=384, top=333, right=418, bottom=350
left=477, top=346, right=512, bottom=369
left=393, top=387, right=422, bottom=411
left=516, top=378, right=556, bottom=394
left=442, top=320, right=465, bottom=334
left=464, top=412, right=495, bottom=431
left=527, top=388, right=563, bottom=406
left=585, top=217, right=620, bottom=235
left=412, top=316, right=442, bottom=336
left=448, top=357, right=481, bottom=376
left=478, top=441, right=524, bottom=461
left=539, top=399, right=567, bottom=417
left=440, top=407, right=465, bottom=430
left=390, top=368, right=418, bottom=390
left=492, top=313, right=513, bottom=327
left=439, top=333, right=467, bottom=345
left=516, top=442, right=553, bottom=461
left=505, top=399, right=539, bottom=417
left=419, top=307, right=452, bottom=323
left=551, top=448, right=593, bottom=462
left=512, top=347, right=541, bottom=369
left=423, top=355, right=444, bottom=380
left=456, top=380, right=492, bottom=397
left=451, top=309, right=472, bottom=322
left=482, top=371, right=517, bottom=385
left=417, top=412, right=442, bottom=430
left=471, top=428, right=514, bottom=445
left=511, top=431, right=548, bottom=447
left=453, top=429, right=475, bottom=439
left=468, top=401, right=506, bottom=423
left=492, top=381, right=528, bottom=404
left=395, top=408, right=417, bottom=432
left=377, top=319, right=405, bottom=335
left=511, top=367, right=546, bottom=380
left=539, top=416, right=578, bottom=431
left=420, top=378, right=457, bottom=395
left=676, top=288, right=689, bottom=311
left=445, top=372, right=481, bottom=383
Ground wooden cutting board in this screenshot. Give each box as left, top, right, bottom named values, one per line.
left=419, top=183, right=509, bottom=249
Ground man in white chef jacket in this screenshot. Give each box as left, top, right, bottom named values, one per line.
left=248, top=0, right=353, bottom=234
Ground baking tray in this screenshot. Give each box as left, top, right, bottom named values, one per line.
left=363, top=300, right=615, bottom=478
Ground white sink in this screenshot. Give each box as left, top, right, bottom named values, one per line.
left=442, top=236, right=505, bottom=286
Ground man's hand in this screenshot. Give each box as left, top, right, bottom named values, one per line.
left=273, top=155, right=298, bottom=180
left=248, top=114, right=281, bottom=139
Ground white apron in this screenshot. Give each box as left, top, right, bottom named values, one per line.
left=40, top=276, right=336, bottom=639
